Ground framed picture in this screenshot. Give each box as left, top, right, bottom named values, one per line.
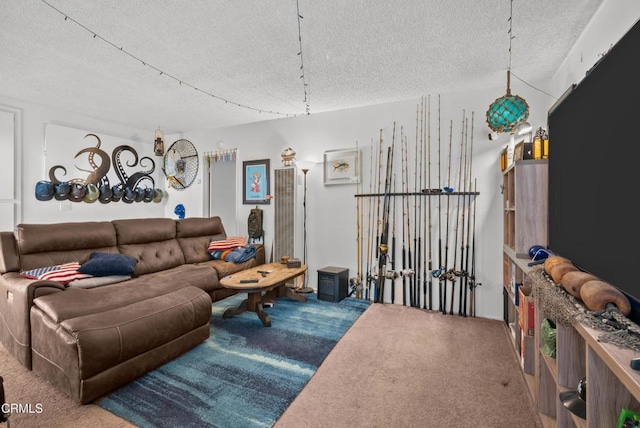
left=323, top=148, right=360, bottom=185
left=243, top=159, right=270, bottom=204
left=514, top=141, right=524, bottom=162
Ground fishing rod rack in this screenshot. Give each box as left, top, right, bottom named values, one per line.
left=355, top=191, right=479, bottom=198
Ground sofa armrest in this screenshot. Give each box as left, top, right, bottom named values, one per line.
left=0, top=273, right=65, bottom=368
left=0, top=231, right=19, bottom=274
left=250, top=243, right=265, bottom=265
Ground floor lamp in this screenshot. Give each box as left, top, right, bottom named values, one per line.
left=297, top=167, right=314, bottom=293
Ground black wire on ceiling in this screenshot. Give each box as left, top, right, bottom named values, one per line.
left=40, top=0, right=309, bottom=118
left=296, top=0, right=311, bottom=115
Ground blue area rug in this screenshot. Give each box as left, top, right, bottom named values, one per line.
left=99, top=293, right=370, bottom=428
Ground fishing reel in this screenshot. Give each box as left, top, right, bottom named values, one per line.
left=378, top=243, right=389, bottom=256
left=385, top=270, right=399, bottom=280
left=444, top=269, right=458, bottom=282
left=468, top=275, right=482, bottom=289
left=366, top=272, right=378, bottom=284
left=432, top=266, right=445, bottom=278
left=453, top=269, right=468, bottom=278
left=399, top=268, right=414, bottom=278
left=349, top=276, right=363, bottom=292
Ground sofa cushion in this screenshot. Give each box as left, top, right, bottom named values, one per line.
left=15, top=221, right=118, bottom=271
left=198, top=258, right=258, bottom=279
left=21, top=262, right=92, bottom=284
left=33, top=264, right=218, bottom=323
left=118, top=240, right=185, bottom=276
left=176, top=217, right=226, bottom=264
left=67, top=275, right=131, bottom=289
left=46, top=286, right=212, bottom=383
left=113, top=218, right=184, bottom=275
left=78, top=252, right=138, bottom=277
left=112, top=218, right=176, bottom=245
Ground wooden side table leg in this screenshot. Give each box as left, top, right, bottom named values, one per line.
left=255, top=302, right=271, bottom=327
left=223, top=298, right=248, bottom=318
left=283, top=285, right=307, bottom=302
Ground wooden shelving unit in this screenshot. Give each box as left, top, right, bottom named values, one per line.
left=534, top=299, right=640, bottom=427
left=502, top=159, right=548, bottom=400
left=503, top=158, right=640, bottom=427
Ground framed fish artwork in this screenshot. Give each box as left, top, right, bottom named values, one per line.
left=323, top=148, right=359, bottom=186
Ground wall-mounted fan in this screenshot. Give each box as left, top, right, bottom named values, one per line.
left=163, top=139, right=199, bottom=189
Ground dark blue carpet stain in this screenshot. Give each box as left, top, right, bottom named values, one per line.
left=98, top=293, right=370, bottom=428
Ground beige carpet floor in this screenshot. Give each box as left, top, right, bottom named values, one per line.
left=0, top=341, right=132, bottom=427
left=1, top=302, right=541, bottom=427
left=276, top=303, right=542, bottom=428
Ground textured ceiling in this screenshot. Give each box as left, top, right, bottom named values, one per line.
left=0, top=0, right=603, bottom=133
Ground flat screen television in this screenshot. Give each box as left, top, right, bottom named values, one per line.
left=548, top=18, right=640, bottom=322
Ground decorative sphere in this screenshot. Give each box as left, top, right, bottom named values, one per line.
left=486, top=94, right=529, bottom=133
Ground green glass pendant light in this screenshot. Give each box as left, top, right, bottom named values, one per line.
left=486, top=70, right=529, bottom=134
left=486, top=0, right=529, bottom=134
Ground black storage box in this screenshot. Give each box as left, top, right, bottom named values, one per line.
left=317, top=266, right=349, bottom=302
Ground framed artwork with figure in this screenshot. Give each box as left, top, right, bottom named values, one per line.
left=243, top=159, right=270, bottom=204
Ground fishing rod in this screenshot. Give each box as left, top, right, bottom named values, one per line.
left=440, top=119, right=453, bottom=315
left=418, top=98, right=426, bottom=309
left=351, top=140, right=363, bottom=298
left=401, top=129, right=408, bottom=306
left=380, top=123, right=397, bottom=302
left=373, top=129, right=384, bottom=302
left=461, top=112, right=475, bottom=316
left=404, top=133, right=414, bottom=306
left=391, top=173, right=397, bottom=304
left=424, top=95, right=432, bottom=310
left=414, top=101, right=423, bottom=308
left=469, top=179, right=481, bottom=317
left=376, top=139, right=394, bottom=303
left=448, top=111, right=465, bottom=315
left=365, top=139, right=375, bottom=301
left=435, top=95, right=443, bottom=312
left=409, top=105, right=418, bottom=307
left=457, top=116, right=469, bottom=316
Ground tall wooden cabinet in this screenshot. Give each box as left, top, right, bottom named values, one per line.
left=503, top=159, right=640, bottom=427
left=502, top=159, right=548, bottom=410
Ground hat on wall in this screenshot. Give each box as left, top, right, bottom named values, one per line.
left=69, top=183, right=87, bottom=202
left=134, top=187, right=145, bottom=202
left=54, top=182, right=71, bottom=201
left=122, top=186, right=136, bottom=204
left=559, top=377, right=586, bottom=419
left=143, top=187, right=154, bottom=203
left=152, top=188, right=165, bottom=203
left=83, top=184, right=100, bottom=203
left=98, top=183, right=112, bottom=203
left=111, top=185, right=124, bottom=202
left=35, top=181, right=54, bottom=201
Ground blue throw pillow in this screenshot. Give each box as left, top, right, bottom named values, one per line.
left=78, top=252, right=138, bottom=277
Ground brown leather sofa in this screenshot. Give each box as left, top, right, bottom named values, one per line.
left=0, top=216, right=264, bottom=403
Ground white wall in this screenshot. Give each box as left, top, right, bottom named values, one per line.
left=158, top=82, right=550, bottom=320
left=2, top=0, right=637, bottom=320
left=551, top=0, right=640, bottom=97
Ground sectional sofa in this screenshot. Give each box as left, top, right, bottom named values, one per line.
left=0, top=216, right=264, bottom=403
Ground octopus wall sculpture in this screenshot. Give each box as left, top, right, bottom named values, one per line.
left=37, top=133, right=166, bottom=204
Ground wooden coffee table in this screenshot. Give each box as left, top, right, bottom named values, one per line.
left=219, top=262, right=308, bottom=327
